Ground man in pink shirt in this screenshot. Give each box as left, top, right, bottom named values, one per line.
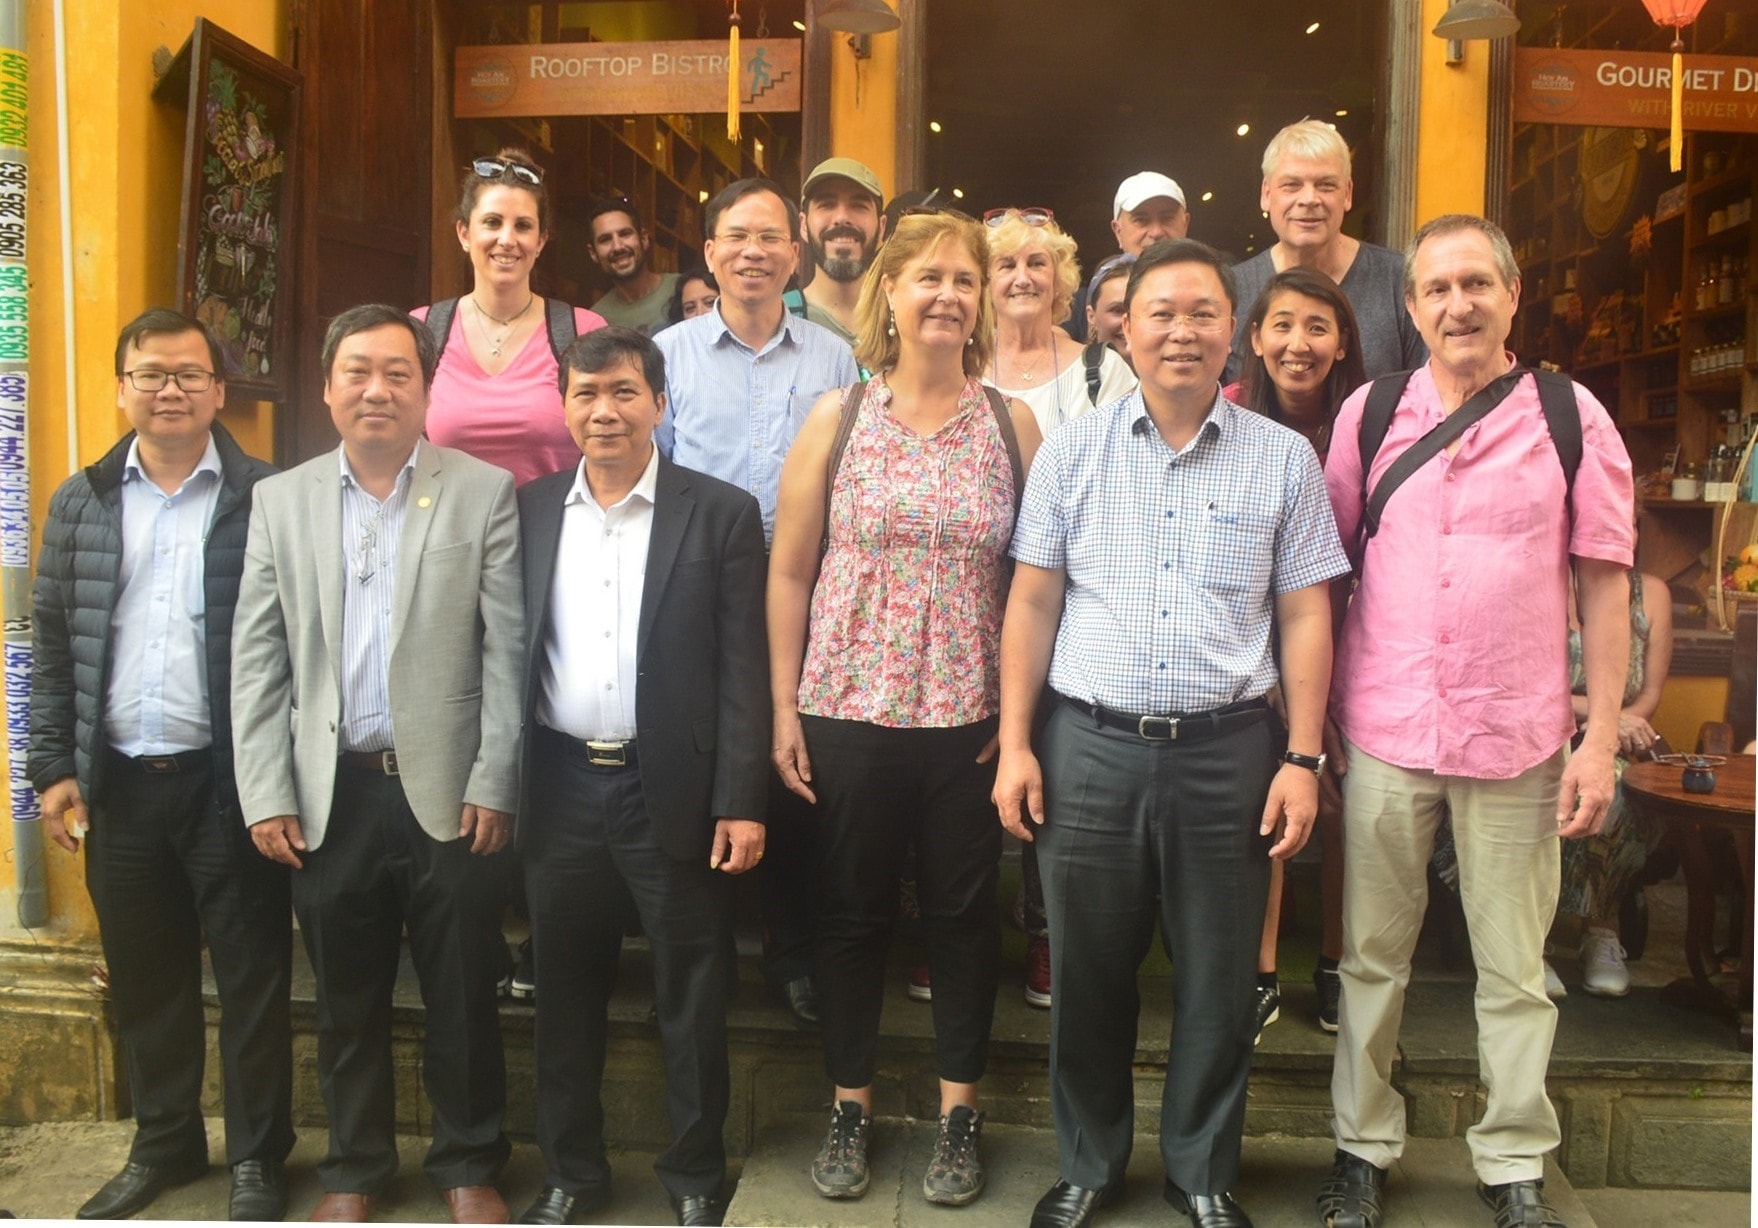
left=1317, top=215, right=1634, bottom=1228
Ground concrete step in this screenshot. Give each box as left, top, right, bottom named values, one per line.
left=724, top=1115, right=1599, bottom=1227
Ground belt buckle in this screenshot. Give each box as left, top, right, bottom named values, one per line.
left=585, top=740, right=627, bottom=767
left=139, top=755, right=181, bottom=774
left=1137, top=715, right=1178, bottom=741
left=379, top=751, right=399, bottom=777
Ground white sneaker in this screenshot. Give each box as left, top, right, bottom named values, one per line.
left=1542, top=959, right=1567, bottom=1000
left=1581, top=928, right=1630, bottom=997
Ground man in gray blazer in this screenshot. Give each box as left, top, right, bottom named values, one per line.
left=232, top=304, right=524, bottom=1225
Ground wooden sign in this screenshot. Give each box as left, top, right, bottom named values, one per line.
left=454, top=40, right=801, bottom=118
left=154, top=19, right=301, bottom=400
left=1514, top=48, right=1758, bottom=134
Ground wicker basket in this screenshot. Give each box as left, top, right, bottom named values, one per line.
left=1712, top=430, right=1758, bottom=630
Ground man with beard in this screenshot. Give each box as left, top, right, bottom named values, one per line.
left=786, top=158, right=886, bottom=346
left=589, top=196, right=681, bottom=337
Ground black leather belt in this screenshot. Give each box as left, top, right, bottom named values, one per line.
left=537, top=724, right=637, bottom=769
left=1059, top=694, right=1271, bottom=743
left=339, top=750, right=399, bottom=776
left=107, top=747, right=212, bottom=774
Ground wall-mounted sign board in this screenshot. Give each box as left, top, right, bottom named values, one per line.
left=1515, top=48, right=1758, bottom=134
left=455, top=40, right=801, bottom=118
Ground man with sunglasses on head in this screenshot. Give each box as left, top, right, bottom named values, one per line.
left=656, top=177, right=857, bottom=1029
left=588, top=195, right=680, bottom=337
left=31, top=309, right=291, bottom=1221
left=786, top=157, right=887, bottom=346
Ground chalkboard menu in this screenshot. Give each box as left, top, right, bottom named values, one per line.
left=154, top=20, right=301, bottom=401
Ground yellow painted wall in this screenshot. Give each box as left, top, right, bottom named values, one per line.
left=1653, top=675, right=1733, bottom=753
left=5, top=0, right=287, bottom=944
left=828, top=31, right=898, bottom=203
left=1413, top=0, right=1490, bottom=222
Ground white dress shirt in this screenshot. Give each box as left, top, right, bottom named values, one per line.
left=536, top=448, right=658, bottom=742
left=106, top=435, right=224, bottom=755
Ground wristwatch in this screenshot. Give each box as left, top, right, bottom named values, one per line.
left=1281, top=750, right=1327, bottom=775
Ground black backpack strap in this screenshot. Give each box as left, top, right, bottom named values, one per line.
left=1358, top=369, right=1416, bottom=488
left=1082, top=341, right=1105, bottom=406
left=545, top=298, right=578, bottom=362
left=821, top=381, right=868, bottom=553
left=983, top=386, right=1027, bottom=519
left=1532, top=367, right=1583, bottom=498
left=1363, top=367, right=1527, bottom=539
left=422, top=297, right=461, bottom=360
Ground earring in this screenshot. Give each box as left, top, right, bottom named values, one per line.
left=886, top=307, right=897, bottom=338
left=966, top=335, right=976, bottom=346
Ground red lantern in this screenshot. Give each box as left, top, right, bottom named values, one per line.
left=1641, top=0, right=1712, bottom=171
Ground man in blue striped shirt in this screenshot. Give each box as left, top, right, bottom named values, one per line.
left=994, top=240, right=1350, bottom=1228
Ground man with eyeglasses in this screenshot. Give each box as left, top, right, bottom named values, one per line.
left=30, top=309, right=291, bottom=1220
left=787, top=157, right=887, bottom=345
left=655, top=176, right=856, bottom=1029
left=994, top=240, right=1348, bottom=1228
left=232, top=305, right=524, bottom=1223
left=588, top=195, right=679, bottom=338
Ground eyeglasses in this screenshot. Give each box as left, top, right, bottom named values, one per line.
left=713, top=229, right=793, bottom=250
left=124, top=369, right=217, bottom=392
left=983, top=207, right=1055, bottom=228
left=472, top=157, right=543, bottom=187
left=1136, top=308, right=1230, bottom=334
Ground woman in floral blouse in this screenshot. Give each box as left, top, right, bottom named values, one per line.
left=768, top=209, right=1041, bottom=1211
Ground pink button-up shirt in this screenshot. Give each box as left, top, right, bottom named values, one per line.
left=1325, top=361, right=1634, bottom=780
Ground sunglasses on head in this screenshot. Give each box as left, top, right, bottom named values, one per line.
left=472, top=157, right=544, bottom=187
left=983, top=207, right=1055, bottom=228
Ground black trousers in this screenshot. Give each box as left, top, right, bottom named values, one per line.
left=523, top=731, right=735, bottom=1201
left=1037, top=705, right=1275, bottom=1196
left=85, top=749, right=293, bottom=1168
left=759, top=772, right=818, bottom=984
left=291, top=765, right=509, bottom=1193
left=803, top=715, right=1001, bottom=1089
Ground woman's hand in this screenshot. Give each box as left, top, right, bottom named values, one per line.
left=1616, top=711, right=1660, bottom=758
left=772, top=709, right=817, bottom=804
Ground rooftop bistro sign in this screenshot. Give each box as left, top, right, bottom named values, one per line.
left=1515, top=48, right=1758, bottom=134
left=454, top=40, right=801, bottom=117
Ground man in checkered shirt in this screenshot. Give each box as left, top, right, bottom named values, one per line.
left=993, top=239, right=1350, bottom=1228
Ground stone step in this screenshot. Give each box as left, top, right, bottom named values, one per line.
left=724, top=1115, right=1599, bottom=1227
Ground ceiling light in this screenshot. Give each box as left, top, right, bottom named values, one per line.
left=816, top=0, right=901, bottom=35
left=951, top=187, right=964, bottom=199
left=699, top=190, right=710, bottom=203
left=1236, top=123, right=1251, bottom=137
left=1334, top=108, right=1348, bottom=117
left=792, top=19, right=806, bottom=31
left=929, top=120, right=943, bottom=133
left=1432, top=0, right=1521, bottom=41
left=1200, top=191, right=1214, bottom=202
left=1306, top=21, right=1320, bottom=33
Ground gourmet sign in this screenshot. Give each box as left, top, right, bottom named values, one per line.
left=455, top=40, right=801, bottom=118
left=1515, top=48, right=1758, bottom=134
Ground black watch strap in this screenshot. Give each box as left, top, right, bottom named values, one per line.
left=1281, top=750, right=1325, bottom=774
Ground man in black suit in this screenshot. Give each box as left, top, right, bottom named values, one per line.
left=514, top=326, right=769, bottom=1228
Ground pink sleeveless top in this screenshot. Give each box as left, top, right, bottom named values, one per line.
left=798, top=376, right=1016, bottom=728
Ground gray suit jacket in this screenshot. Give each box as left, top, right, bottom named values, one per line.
left=232, top=441, right=524, bottom=850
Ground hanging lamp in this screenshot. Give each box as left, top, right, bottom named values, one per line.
left=1431, top=0, right=1521, bottom=41
left=1641, top=0, right=1711, bottom=172
left=817, top=0, right=901, bottom=35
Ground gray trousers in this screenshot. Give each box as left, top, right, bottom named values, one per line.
left=1038, top=703, right=1275, bottom=1195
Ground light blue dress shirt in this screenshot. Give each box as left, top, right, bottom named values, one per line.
left=106, top=434, right=224, bottom=755
left=654, top=303, right=856, bottom=543
left=338, top=441, right=420, bottom=753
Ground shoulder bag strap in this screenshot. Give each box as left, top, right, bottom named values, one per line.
left=1363, top=367, right=1527, bottom=539
left=984, top=386, right=1027, bottom=519
left=821, top=381, right=868, bottom=554
left=545, top=298, right=578, bottom=362
left=423, top=297, right=460, bottom=361
left=1082, top=341, right=1105, bottom=405
left=1532, top=367, right=1583, bottom=499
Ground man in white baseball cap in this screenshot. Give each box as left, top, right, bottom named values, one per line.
left=1068, top=172, right=1192, bottom=332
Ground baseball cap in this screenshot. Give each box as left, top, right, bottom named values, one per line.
left=1113, top=172, right=1187, bottom=218
left=802, top=157, right=884, bottom=204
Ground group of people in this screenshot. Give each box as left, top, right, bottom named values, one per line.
left=34, top=117, right=1642, bottom=1228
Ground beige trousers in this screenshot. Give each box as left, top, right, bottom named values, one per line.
left=1329, top=739, right=1565, bottom=1183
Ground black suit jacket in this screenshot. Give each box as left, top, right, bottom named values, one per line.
left=518, top=451, right=770, bottom=859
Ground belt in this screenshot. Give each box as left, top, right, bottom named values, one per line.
left=1058, top=694, right=1271, bottom=743
left=338, top=749, right=400, bottom=776
left=536, top=724, right=638, bottom=769
left=107, top=746, right=212, bottom=774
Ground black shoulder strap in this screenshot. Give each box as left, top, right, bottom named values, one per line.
left=545, top=298, right=578, bottom=362
left=423, top=297, right=461, bottom=360
left=1363, top=367, right=1526, bottom=539
left=984, top=386, right=1027, bottom=519
left=821, top=381, right=868, bottom=553
left=1358, top=368, right=1416, bottom=488
left=1532, top=367, right=1582, bottom=497
left=1082, top=341, right=1105, bottom=406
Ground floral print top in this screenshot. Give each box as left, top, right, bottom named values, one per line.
left=798, top=375, right=1016, bottom=728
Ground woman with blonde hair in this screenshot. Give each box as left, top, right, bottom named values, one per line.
left=769, top=209, right=1042, bottom=1209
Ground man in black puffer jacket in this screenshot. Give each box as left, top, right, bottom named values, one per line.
left=28, top=309, right=291, bottom=1222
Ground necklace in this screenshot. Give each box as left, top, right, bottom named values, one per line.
left=470, top=294, right=535, bottom=358
left=994, top=332, right=1066, bottom=426
left=1001, top=331, right=1057, bottom=384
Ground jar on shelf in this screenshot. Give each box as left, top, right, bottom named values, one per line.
left=1673, top=462, right=1704, bottom=501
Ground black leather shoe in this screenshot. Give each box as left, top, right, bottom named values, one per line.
left=1029, top=1180, right=1110, bottom=1228
left=780, top=976, right=819, bottom=1028
left=1164, top=1180, right=1254, bottom=1227
left=517, top=1185, right=611, bottom=1225
left=671, top=1194, right=725, bottom=1226
left=228, top=1159, right=286, bottom=1221
left=77, top=1156, right=209, bottom=1220
left=1477, top=1179, right=1566, bottom=1227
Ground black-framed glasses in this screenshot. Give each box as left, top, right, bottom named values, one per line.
left=983, top=207, right=1055, bottom=228
left=471, top=157, right=544, bottom=187
left=124, top=369, right=217, bottom=392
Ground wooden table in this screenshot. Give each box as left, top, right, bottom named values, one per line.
left=1622, top=754, right=1755, bottom=1044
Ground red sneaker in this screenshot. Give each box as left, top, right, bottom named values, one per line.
left=908, top=963, right=933, bottom=1002
left=1024, top=935, right=1052, bottom=1008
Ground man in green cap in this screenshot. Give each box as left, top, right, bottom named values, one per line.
left=789, top=157, right=886, bottom=345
